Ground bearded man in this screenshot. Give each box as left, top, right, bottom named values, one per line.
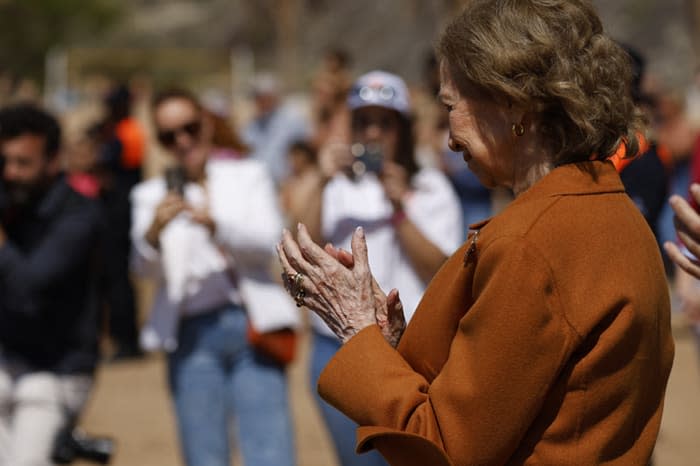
left=0, top=104, right=102, bottom=466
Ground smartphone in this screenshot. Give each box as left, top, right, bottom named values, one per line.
left=351, top=143, right=383, bottom=178
left=164, top=166, right=186, bottom=196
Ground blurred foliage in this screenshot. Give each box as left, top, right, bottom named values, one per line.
left=0, top=0, right=123, bottom=80
left=0, top=0, right=694, bottom=93
left=69, top=47, right=232, bottom=91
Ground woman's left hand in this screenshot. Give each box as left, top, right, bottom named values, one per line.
left=380, top=160, right=410, bottom=210
left=324, top=243, right=407, bottom=348
left=278, top=224, right=377, bottom=343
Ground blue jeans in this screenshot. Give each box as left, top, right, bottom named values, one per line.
left=657, top=160, right=690, bottom=274
left=168, top=304, right=295, bottom=466
left=310, top=332, right=388, bottom=466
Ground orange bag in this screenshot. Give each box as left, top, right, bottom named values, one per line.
left=246, top=324, right=297, bottom=366
left=218, top=245, right=297, bottom=366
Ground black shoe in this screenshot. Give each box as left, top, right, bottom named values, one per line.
left=52, top=427, right=115, bottom=464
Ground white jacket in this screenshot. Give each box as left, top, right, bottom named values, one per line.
left=130, top=158, right=300, bottom=352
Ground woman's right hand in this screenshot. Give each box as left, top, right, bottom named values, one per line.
left=145, top=194, right=187, bottom=249
left=665, top=184, right=700, bottom=279
left=675, top=267, right=700, bottom=324
left=318, top=142, right=354, bottom=180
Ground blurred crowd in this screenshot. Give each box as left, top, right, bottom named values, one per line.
left=0, top=42, right=699, bottom=466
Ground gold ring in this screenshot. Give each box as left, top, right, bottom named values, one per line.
left=292, top=273, right=305, bottom=307
left=293, top=272, right=304, bottom=290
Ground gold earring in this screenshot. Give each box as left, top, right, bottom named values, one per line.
left=512, top=123, right=525, bottom=137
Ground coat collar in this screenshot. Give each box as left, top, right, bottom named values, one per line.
left=513, top=160, right=624, bottom=202
left=468, top=161, right=624, bottom=231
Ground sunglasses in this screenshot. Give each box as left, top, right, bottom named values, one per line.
left=352, top=113, right=399, bottom=132
left=156, top=120, right=202, bottom=147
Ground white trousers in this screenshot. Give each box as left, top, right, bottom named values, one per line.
left=0, top=362, right=92, bottom=466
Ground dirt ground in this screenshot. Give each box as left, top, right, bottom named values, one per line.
left=75, top=310, right=700, bottom=466
left=75, top=323, right=338, bottom=466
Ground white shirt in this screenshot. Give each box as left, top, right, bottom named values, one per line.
left=130, top=158, right=300, bottom=351
left=312, top=167, right=464, bottom=336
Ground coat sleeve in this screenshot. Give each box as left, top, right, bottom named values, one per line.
left=317, top=236, right=580, bottom=465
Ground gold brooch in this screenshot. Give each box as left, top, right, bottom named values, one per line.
left=463, top=229, right=480, bottom=266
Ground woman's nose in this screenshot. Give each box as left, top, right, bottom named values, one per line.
left=364, top=124, right=383, bottom=140
left=448, top=135, right=463, bottom=152
left=175, top=131, right=195, bottom=150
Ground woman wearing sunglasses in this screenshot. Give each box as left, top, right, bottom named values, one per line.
left=129, top=88, right=299, bottom=466
left=298, top=71, right=463, bottom=466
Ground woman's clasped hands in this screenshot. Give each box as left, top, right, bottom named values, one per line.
left=277, top=223, right=406, bottom=347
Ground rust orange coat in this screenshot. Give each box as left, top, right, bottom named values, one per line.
left=318, top=161, right=675, bottom=465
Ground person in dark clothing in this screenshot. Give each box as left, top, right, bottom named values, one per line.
left=96, top=84, right=144, bottom=361
left=618, top=142, right=670, bottom=238
left=0, top=104, right=103, bottom=466
left=615, top=45, right=671, bottom=246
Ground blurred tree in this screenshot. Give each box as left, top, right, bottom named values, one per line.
left=0, top=0, right=122, bottom=82
left=274, top=0, right=302, bottom=81
left=689, top=0, right=700, bottom=61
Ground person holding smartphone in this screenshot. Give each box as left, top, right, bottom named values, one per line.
left=299, top=71, right=462, bottom=466
left=129, top=88, right=299, bottom=466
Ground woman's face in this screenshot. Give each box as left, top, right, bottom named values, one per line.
left=288, top=147, right=313, bottom=176
left=351, top=106, right=400, bottom=162
left=154, top=97, right=212, bottom=180
left=439, top=71, right=519, bottom=190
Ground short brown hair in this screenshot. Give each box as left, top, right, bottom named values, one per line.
left=151, top=88, right=203, bottom=115
left=437, top=0, right=643, bottom=165
left=151, top=88, right=250, bottom=154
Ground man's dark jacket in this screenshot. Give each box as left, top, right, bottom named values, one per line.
left=0, top=176, right=102, bottom=374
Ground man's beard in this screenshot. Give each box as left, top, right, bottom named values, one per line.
left=4, top=179, right=49, bottom=209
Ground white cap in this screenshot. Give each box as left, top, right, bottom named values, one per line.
left=251, top=73, right=280, bottom=97
left=348, top=70, right=411, bottom=116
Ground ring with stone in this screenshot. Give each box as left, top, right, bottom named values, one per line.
left=293, top=272, right=304, bottom=292
left=294, top=288, right=306, bottom=307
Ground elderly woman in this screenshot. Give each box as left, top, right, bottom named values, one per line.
left=278, top=1, right=675, bottom=465
left=298, top=70, right=462, bottom=466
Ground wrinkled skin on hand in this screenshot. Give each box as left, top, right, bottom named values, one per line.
left=324, top=242, right=406, bottom=348
left=277, top=223, right=405, bottom=347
